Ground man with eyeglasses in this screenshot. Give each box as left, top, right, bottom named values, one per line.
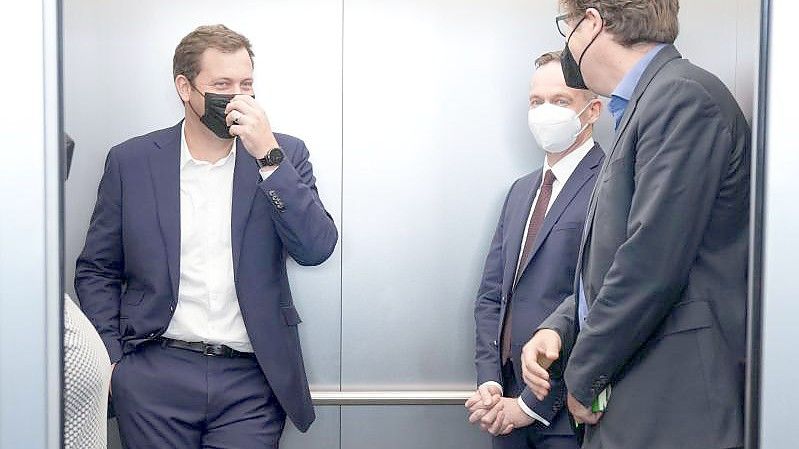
left=521, top=2, right=750, bottom=449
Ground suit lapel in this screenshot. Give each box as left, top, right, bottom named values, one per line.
left=148, top=122, right=182, bottom=299
left=231, top=139, right=260, bottom=273
left=502, top=171, right=541, bottom=298
left=515, top=145, right=604, bottom=283
left=577, top=45, right=683, bottom=286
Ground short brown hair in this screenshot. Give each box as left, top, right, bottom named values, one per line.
left=535, top=51, right=563, bottom=69
left=534, top=50, right=597, bottom=99
left=560, top=0, right=679, bottom=46
left=173, top=24, right=254, bottom=83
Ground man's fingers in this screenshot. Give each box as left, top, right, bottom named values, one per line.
left=582, top=412, right=603, bottom=425
left=479, top=386, right=493, bottom=406
left=500, top=423, right=515, bottom=435
left=480, top=403, right=501, bottom=426
left=225, top=111, right=252, bottom=127
left=467, top=400, right=490, bottom=414
left=522, top=367, right=551, bottom=399
left=227, top=124, right=244, bottom=137
left=526, top=351, right=551, bottom=380
left=522, top=368, right=551, bottom=390
left=465, top=391, right=481, bottom=409
left=522, top=371, right=551, bottom=400
left=539, top=349, right=559, bottom=369
left=224, top=97, right=258, bottom=115
left=469, top=408, right=487, bottom=424
left=488, top=411, right=505, bottom=436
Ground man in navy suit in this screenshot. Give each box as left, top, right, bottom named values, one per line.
left=467, top=51, right=604, bottom=449
left=75, top=25, right=337, bottom=449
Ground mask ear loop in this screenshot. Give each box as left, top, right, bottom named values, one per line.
left=186, top=82, right=206, bottom=119
left=575, top=11, right=604, bottom=70
left=572, top=100, right=595, bottom=139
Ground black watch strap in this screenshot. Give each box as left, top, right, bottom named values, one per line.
left=256, top=147, right=284, bottom=168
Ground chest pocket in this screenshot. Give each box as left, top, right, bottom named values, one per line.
left=552, top=221, right=582, bottom=232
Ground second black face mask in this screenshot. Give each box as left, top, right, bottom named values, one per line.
left=200, top=92, right=237, bottom=139
left=561, top=43, right=588, bottom=90
left=561, top=14, right=602, bottom=91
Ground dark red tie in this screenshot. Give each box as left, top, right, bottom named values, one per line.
left=501, top=169, right=556, bottom=364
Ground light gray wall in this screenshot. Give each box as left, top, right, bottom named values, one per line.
left=62, top=0, right=344, bottom=391
left=759, top=1, right=798, bottom=448
left=0, top=1, right=62, bottom=448
left=60, top=1, right=760, bottom=448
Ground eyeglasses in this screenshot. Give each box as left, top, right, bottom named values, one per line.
left=555, top=13, right=571, bottom=38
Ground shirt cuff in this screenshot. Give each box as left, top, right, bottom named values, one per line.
left=517, top=396, right=551, bottom=426
left=479, top=381, right=503, bottom=395
left=259, top=167, right=278, bottom=180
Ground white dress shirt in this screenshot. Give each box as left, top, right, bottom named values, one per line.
left=482, top=137, right=595, bottom=424
left=162, top=125, right=254, bottom=352
left=514, top=137, right=595, bottom=285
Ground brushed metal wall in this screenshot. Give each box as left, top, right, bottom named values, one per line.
left=60, top=0, right=759, bottom=448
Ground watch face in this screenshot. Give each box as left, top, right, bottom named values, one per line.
left=267, top=148, right=284, bottom=166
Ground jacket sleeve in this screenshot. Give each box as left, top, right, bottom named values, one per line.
left=516, top=292, right=578, bottom=422
left=539, top=292, right=578, bottom=359
left=259, top=138, right=338, bottom=266
left=74, top=148, right=124, bottom=363
left=474, top=183, right=515, bottom=386
left=564, top=79, right=741, bottom=407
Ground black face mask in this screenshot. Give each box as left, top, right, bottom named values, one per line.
left=188, top=85, right=255, bottom=139
left=561, top=14, right=602, bottom=90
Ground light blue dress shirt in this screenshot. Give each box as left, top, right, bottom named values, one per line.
left=607, top=44, right=667, bottom=130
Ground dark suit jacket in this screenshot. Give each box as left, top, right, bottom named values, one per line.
left=541, top=45, right=750, bottom=449
left=475, top=144, right=604, bottom=435
left=75, top=122, right=338, bottom=432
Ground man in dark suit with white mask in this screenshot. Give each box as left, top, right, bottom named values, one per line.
left=468, top=50, right=604, bottom=449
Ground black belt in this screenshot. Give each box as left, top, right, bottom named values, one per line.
left=156, top=337, right=256, bottom=359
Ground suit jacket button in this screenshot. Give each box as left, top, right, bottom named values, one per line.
left=492, top=340, right=498, bottom=347
left=148, top=332, right=156, bottom=338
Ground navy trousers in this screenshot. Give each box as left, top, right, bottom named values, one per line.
left=492, top=361, right=579, bottom=449
left=112, top=342, right=286, bottom=449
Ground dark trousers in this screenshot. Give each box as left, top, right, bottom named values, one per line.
left=112, top=342, right=286, bottom=449
left=492, top=361, right=579, bottom=449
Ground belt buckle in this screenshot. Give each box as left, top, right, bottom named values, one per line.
left=203, top=345, right=220, bottom=357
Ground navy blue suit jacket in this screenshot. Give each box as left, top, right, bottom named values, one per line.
left=474, top=144, right=603, bottom=435
left=75, top=122, right=338, bottom=432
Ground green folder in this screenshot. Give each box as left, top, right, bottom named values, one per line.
left=575, top=385, right=611, bottom=428
left=591, top=385, right=611, bottom=413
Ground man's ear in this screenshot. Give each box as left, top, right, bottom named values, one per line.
left=585, top=7, right=604, bottom=34
left=175, top=75, right=192, bottom=102
left=587, top=98, right=603, bottom=124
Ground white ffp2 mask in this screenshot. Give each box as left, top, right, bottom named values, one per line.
left=527, top=102, right=591, bottom=153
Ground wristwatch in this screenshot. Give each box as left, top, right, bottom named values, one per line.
left=256, top=147, right=284, bottom=168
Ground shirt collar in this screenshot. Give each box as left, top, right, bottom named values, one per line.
left=180, top=122, right=237, bottom=169
left=610, top=43, right=667, bottom=102
left=544, top=137, right=595, bottom=184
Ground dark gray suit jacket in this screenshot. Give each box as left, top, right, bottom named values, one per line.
left=541, top=45, right=750, bottom=449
